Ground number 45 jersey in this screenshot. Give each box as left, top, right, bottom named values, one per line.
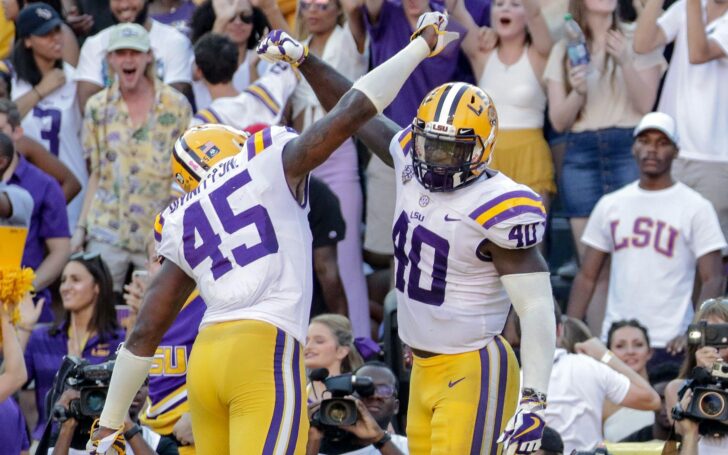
left=155, top=127, right=313, bottom=343
left=390, top=127, right=547, bottom=354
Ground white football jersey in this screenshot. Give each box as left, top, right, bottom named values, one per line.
left=390, top=127, right=547, bottom=354
left=190, top=62, right=298, bottom=130
left=12, top=63, right=87, bottom=230
left=155, top=126, right=313, bottom=342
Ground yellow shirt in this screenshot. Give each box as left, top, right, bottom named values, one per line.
left=0, top=4, right=14, bottom=59
left=82, top=78, right=191, bottom=252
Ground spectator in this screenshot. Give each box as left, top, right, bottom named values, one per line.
left=308, top=361, right=408, bottom=454
left=566, top=113, right=726, bottom=368
left=603, top=319, right=656, bottom=442
left=258, top=0, right=371, bottom=337
left=72, top=23, right=191, bottom=292
left=10, top=3, right=88, bottom=229
left=621, top=364, right=679, bottom=442
left=51, top=378, right=179, bottom=454
left=149, top=0, right=196, bottom=35
left=0, top=98, right=70, bottom=323
left=63, top=0, right=114, bottom=37
left=18, top=253, right=124, bottom=442
left=635, top=0, right=728, bottom=251
left=0, top=306, right=28, bottom=403
left=536, top=426, right=565, bottom=455
left=189, top=0, right=270, bottom=111
left=673, top=388, right=728, bottom=454
left=305, top=314, right=364, bottom=402
left=189, top=32, right=297, bottom=129
left=5, top=1, right=81, bottom=65
left=308, top=177, right=348, bottom=318
left=0, top=134, right=33, bottom=228
left=544, top=0, right=666, bottom=300
left=74, top=0, right=193, bottom=111
left=545, top=305, right=660, bottom=453
left=664, top=298, right=728, bottom=451
left=462, top=0, right=556, bottom=208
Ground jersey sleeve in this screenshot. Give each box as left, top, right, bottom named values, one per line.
left=468, top=189, right=547, bottom=249
left=242, top=125, right=299, bottom=161
left=581, top=196, right=613, bottom=253
left=242, top=62, right=299, bottom=125
left=690, top=198, right=728, bottom=258
left=389, top=126, right=413, bottom=171
left=154, top=208, right=187, bottom=275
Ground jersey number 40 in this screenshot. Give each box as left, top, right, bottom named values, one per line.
left=181, top=169, right=279, bottom=280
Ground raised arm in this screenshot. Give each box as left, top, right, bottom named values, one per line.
left=634, top=0, right=668, bottom=54
left=524, top=0, right=553, bottom=59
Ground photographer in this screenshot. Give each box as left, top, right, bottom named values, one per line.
left=307, top=362, right=408, bottom=455
left=50, top=378, right=177, bottom=455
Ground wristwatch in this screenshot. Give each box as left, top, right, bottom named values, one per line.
left=124, top=424, right=143, bottom=441
left=373, top=431, right=391, bottom=449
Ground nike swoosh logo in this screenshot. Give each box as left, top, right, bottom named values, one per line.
left=448, top=377, right=466, bottom=388
left=513, top=416, right=542, bottom=439
left=444, top=214, right=460, bottom=222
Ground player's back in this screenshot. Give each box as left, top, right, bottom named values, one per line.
left=156, top=127, right=313, bottom=342
left=389, top=128, right=547, bottom=354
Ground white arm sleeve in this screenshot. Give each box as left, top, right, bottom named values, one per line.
left=501, top=272, right=556, bottom=395
left=350, top=37, right=430, bottom=113
left=98, top=346, right=153, bottom=429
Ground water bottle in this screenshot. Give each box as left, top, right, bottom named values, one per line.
left=564, top=13, right=590, bottom=67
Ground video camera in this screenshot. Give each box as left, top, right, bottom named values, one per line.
left=311, top=369, right=375, bottom=427
left=51, top=356, right=115, bottom=422
left=674, top=322, right=728, bottom=436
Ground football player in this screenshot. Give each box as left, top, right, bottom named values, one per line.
left=89, top=15, right=449, bottom=455
left=259, top=29, right=557, bottom=455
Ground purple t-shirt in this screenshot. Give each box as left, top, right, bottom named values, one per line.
left=8, top=155, right=70, bottom=322
left=0, top=397, right=30, bottom=453
left=364, top=0, right=468, bottom=127
left=150, top=0, right=195, bottom=36
left=24, top=324, right=125, bottom=440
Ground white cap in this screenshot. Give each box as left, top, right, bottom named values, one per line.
left=633, top=112, right=678, bottom=145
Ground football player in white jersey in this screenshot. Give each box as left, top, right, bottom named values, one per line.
left=262, top=29, right=557, bottom=455
left=90, top=16, right=449, bottom=455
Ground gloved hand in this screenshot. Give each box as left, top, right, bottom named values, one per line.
left=410, top=11, right=460, bottom=57
left=87, top=419, right=125, bottom=455
left=497, top=390, right=547, bottom=455
left=256, top=29, right=309, bottom=66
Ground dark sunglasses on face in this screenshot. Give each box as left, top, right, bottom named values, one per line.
left=356, top=384, right=396, bottom=399
left=300, top=0, right=333, bottom=11
left=70, top=251, right=101, bottom=262
left=233, top=11, right=254, bottom=23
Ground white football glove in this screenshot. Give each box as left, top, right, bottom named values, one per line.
left=410, top=11, right=460, bottom=57
left=256, top=30, right=309, bottom=66
left=497, top=390, right=547, bottom=455
left=87, top=420, right=125, bottom=455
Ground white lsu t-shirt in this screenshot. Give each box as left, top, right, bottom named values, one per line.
left=582, top=182, right=727, bottom=347
left=74, top=20, right=192, bottom=87
left=657, top=0, right=728, bottom=162
left=12, top=62, right=87, bottom=230
left=545, top=349, right=630, bottom=454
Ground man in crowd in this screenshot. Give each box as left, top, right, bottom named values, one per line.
left=567, top=113, right=726, bottom=368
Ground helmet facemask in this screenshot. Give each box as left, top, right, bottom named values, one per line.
left=411, top=120, right=487, bottom=192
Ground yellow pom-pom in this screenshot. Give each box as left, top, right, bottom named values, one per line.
left=0, top=267, right=35, bottom=326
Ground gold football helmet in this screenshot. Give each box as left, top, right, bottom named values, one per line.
left=171, top=124, right=249, bottom=193
left=412, top=82, right=498, bottom=191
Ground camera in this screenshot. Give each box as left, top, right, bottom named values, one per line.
left=51, top=356, right=115, bottom=422
left=315, top=373, right=375, bottom=427
left=571, top=449, right=609, bottom=455
left=687, top=322, right=728, bottom=348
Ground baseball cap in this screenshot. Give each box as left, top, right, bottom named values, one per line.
left=107, top=23, right=151, bottom=53
left=16, top=4, right=63, bottom=38
left=633, top=112, right=678, bottom=145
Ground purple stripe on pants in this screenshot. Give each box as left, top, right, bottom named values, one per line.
left=286, top=342, right=302, bottom=455
left=470, top=345, right=491, bottom=455
left=263, top=329, right=285, bottom=454
left=490, top=337, right=509, bottom=454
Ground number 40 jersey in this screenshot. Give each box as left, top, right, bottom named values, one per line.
left=390, top=127, right=547, bottom=354
left=154, top=127, right=313, bottom=343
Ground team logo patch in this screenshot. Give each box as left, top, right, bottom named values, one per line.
left=200, top=141, right=220, bottom=159
left=402, top=165, right=414, bottom=184
left=419, top=195, right=430, bottom=207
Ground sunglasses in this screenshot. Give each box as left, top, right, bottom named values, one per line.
left=232, top=11, right=254, bottom=23
left=300, top=0, right=333, bottom=11
left=70, top=251, right=102, bottom=262
left=355, top=384, right=396, bottom=399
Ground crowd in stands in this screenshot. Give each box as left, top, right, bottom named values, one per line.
left=0, top=0, right=727, bottom=453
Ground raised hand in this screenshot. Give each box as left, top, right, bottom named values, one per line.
left=410, top=11, right=460, bottom=57
left=498, top=390, right=547, bottom=455
left=256, top=30, right=309, bottom=66
left=35, top=68, right=66, bottom=98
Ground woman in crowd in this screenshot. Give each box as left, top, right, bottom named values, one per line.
left=10, top=4, right=86, bottom=230
left=4, top=0, right=79, bottom=64
left=603, top=319, right=655, bottom=442
left=463, top=0, right=556, bottom=209
left=544, top=0, right=665, bottom=260
left=18, top=253, right=124, bottom=441
left=189, top=0, right=269, bottom=110
left=304, top=314, right=364, bottom=402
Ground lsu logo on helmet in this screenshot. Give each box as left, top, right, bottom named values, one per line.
left=171, top=124, right=249, bottom=193
left=411, top=82, right=498, bottom=192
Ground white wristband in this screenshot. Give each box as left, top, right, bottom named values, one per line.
left=98, top=345, right=153, bottom=429
left=601, top=350, right=614, bottom=364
